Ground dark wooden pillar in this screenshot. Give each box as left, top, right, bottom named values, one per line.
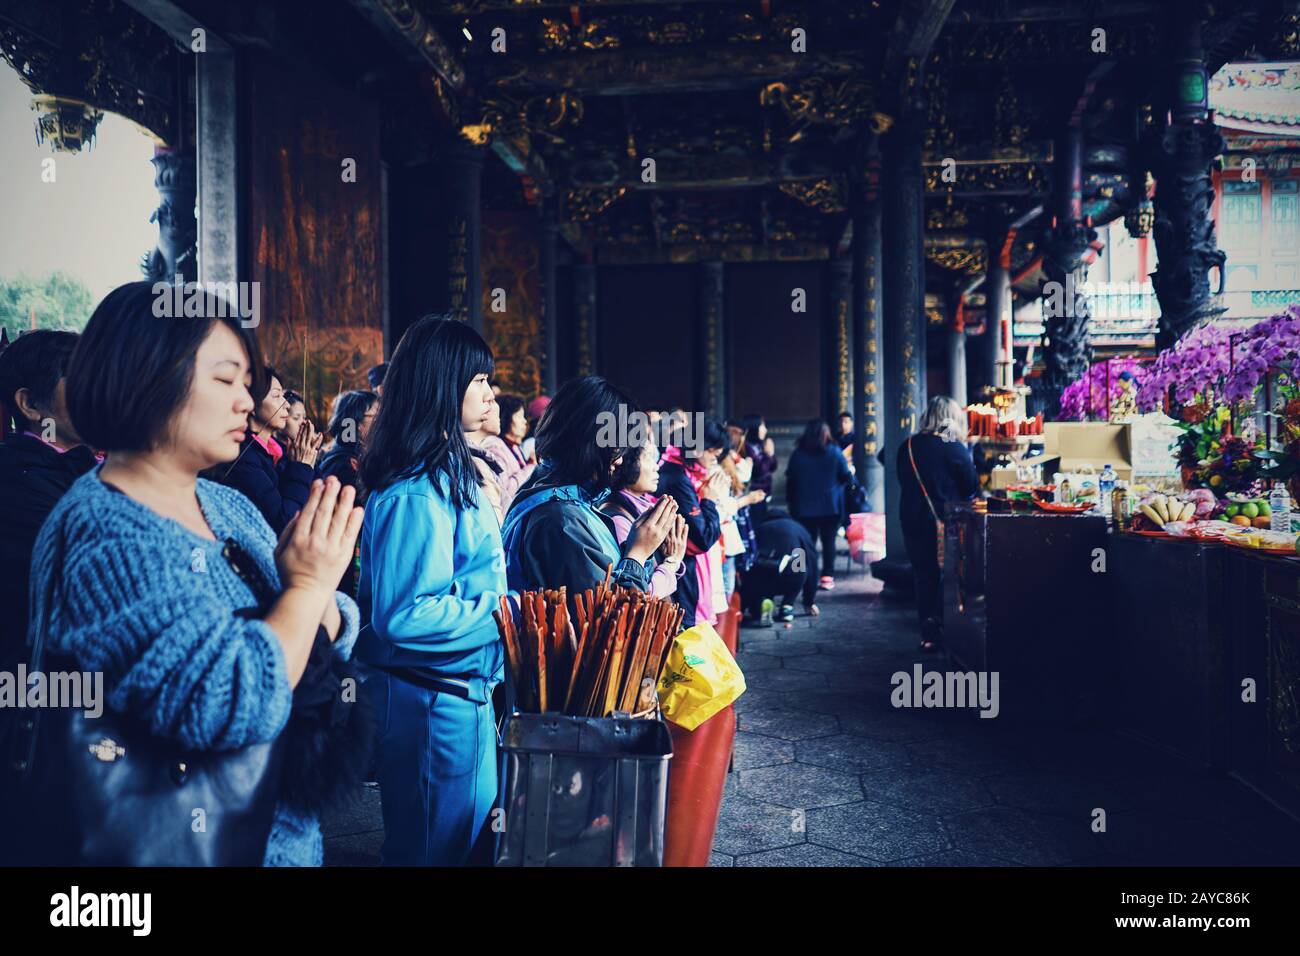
left=852, top=145, right=885, bottom=512
left=540, top=197, right=559, bottom=392
left=573, top=260, right=597, bottom=377
left=876, top=109, right=927, bottom=581
left=443, top=144, right=483, bottom=330
left=828, top=256, right=854, bottom=423
left=698, top=261, right=726, bottom=420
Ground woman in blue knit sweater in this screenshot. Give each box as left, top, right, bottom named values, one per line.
left=28, top=281, right=365, bottom=866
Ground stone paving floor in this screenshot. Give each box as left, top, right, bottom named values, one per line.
left=323, top=555, right=1300, bottom=867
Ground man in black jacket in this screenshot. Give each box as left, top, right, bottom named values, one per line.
left=741, top=508, right=818, bottom=626
left=655, top=417, right=725, bottom=627
left=0, top=331, right=97, bottom=666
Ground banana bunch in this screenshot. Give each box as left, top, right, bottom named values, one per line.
left=1138, top=493, right=1195, bottom=528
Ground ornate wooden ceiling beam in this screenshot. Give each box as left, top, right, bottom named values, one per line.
left=479, top=48, right=863, bottom=95
left=348, top=0, right=466, bottom=90
left=949, top=1, right=1163, bottom=23
left=596, top=242, right=830, bottom=266
left=881, top=0, right=957, bottom=104
left=433, top=0, right=726, bottom=10
left=564, top=148, right=838, bottom=190
left=349, top=0, right=551, bottom=181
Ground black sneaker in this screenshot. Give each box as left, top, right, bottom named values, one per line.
left=774, top=604, right=795, bottom=623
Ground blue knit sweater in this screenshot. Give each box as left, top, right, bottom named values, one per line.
left=28, top=467, right=360, bottom=866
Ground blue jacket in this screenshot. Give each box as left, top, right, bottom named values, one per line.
left=29, top=468, right=360, bottom=867
left=502, top=465, right=652, bottom=596
left=355, top=471, right=507, bottom=704
left=785, top=444, right=853, bottom=519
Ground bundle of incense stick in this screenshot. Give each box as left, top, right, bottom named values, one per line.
left=493, top=569, right=686, bottom=718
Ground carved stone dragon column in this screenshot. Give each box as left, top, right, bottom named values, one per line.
left=1149, top=11, right=1227, bottom=350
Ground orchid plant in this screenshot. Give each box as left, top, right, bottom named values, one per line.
left=1058, top=359, right=1148, bottom=421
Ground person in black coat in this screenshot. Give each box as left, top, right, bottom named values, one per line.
left=897, top=396, right=980, bottom=651
left=0, top=330, right=97, bottom=666
left=785, top=418, right=853, bottom=589
left=740, top=507, right=819, bottom=626
left=214, top=367, right=320, bottom=533
left=317, top=389, right=379, bottom=489
left=655, top=417, right=727, bottom=627
left=502, top=376, right=679, bottom=606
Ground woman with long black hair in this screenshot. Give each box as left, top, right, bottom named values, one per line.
left=355, top=314, right=510, bottom=867
left=742, top=413, right=777, bottom=521
left=502, top=375, right=678, bottom=598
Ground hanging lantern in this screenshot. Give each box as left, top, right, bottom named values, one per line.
left=1124, top=171, right=1155, bottom=238
left=31, top=94, right=103, bottom=153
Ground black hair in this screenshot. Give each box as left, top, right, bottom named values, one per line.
left=328, top=389, right=379, bottom=442
left=741, top=413, right=765, bottom=450
left=798, top=418, right=833, bottom=454
left=66, top=281, right=265, bottom=453
left=535, top=375, right=640, bottom=488
left=839, top=411, right=853, bottom=419
left=496, top=393, right=527, bottom=440
left=0, top=329, right=79, bottom=431
left=358, top=314, right=493, bottom=506
left=367, top=362, right=388, bottom=388
left=284, top=389, right=304, bottom=407
left=609, top=437, right=652, bottom=495
left=681, top=415, right=729, bottom=455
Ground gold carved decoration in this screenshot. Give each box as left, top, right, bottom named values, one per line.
left=459, top=123, right=492, bottom=146
left=760, top=77, right=877, bottom=143
left=564, top=187, right=628, bottom=222
left=778, top=178, right=848, bottom=214
left=926, top=245, right=988, bottom=275
left=538, top=17, right=621, bottom=51
left=927, top=197, right=969, bottom=230
left=477, top=91, right=585, bottom=155
left=647, top=20, right=705, bottom=45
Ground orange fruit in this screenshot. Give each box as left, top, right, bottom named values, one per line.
left=1253, top=515, right=1271, bottom=529
left=1231, top=515, right=1252, bottom=526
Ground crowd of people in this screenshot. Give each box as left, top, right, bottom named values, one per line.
left=0, top=278, right=979, bottom=867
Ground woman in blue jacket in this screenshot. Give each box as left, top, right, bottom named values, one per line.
left=785, top=418, right=853, bottom=590
left=356, top=315, right=511, bottom=867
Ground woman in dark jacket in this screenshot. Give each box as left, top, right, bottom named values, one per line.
left=217, top=368, right=321, bottom=533
left=785, top=419, right=852, bottom=590
left=502, top=376, right=677, bottom=602
left=742, top=414, right=777, bottom=496
left=656, top=418, right=727, bottom=627
left=317, top=389, right=379, bottom=489
left=897, top=396, right=979, bottom=651
left=0, top=330, right=97, bottom=666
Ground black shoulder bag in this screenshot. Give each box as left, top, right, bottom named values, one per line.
left=2, top=530, right=368, bottom=866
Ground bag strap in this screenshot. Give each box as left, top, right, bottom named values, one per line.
left=908, top=437, right=943, bottom=525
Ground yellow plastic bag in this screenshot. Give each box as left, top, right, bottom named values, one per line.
left=657, top=622, right=746, bottom=730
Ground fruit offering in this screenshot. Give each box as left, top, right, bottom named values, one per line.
left=1137, top=493, right=1195, bottom=528
left=1220, top=496, right=1272, bottom=529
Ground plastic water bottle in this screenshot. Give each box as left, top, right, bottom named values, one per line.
left=1099, top=464, right=1117, bottom=515
left=1270, top=482, right=1292, bottom=534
